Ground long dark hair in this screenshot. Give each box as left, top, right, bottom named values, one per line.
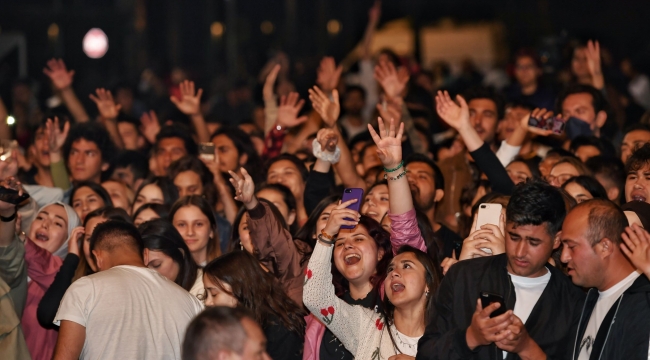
left=138, top=218, right=199, bottom=291
left=168, top=156, right=218, bottom=206
left=133, top=176, right=179, bottom=212
left=294, top=195, right=340, bottom=248
left=211, top=127, right=265, bottom=184
left=70, top=181, right=114, bottom=208
left=132, top=203, right=170, bottom=223
left=381, top=245, right=440, bottom=354
left=203, top=251, right=306, bottom=336
left=332, top=215, right=393, bottom=298
left=256, top=182, right=298, bottom=235
left=169, top=195, right=221, bottom=262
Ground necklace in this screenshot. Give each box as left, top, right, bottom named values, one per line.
left=391, top=325, right=418, bottom=352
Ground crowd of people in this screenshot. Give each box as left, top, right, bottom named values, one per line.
left=2, top=2, right=650, bottom=360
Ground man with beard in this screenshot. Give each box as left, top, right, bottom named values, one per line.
left=404, top=153, right=461, bottom=258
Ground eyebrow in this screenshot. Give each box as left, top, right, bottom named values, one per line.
left=389, top=259, right=416, bottom=267
left=335, top=233, right=364, bottom=241
left=508, top=232, right=543, bottom=242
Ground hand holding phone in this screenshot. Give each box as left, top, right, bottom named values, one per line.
left=480, top=292, right=507, bottom=318
left=340, top=188, right=364, bottom=229
left=198, top=142, right=216, bottom=161
left=526, top=108, right=564, bottom=135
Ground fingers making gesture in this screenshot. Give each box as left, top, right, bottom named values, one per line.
left=277, top=92, right=308, bottom=129
left=309, top=86, right=340, bottom=128
left=229, top=168, right=257, bottom=210
left=367, top=117, right=404, bottom=169
left=171, top=80, right=203, bottom=116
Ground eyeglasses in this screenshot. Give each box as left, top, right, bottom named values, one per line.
left=546, top=173, right=574, bottom=186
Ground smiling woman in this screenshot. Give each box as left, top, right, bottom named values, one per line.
left=70, top=181, right=113, bottom=222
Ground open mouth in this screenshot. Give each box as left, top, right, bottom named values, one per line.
left=391, top=283, right=405, bottom=293
left=632, top=194, right=647, bottom=202
left=34, top=230, right=49, bottom=242
left=344, top=253, right=361, bottom=265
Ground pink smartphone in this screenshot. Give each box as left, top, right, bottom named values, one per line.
left=341, top=188, right=364, bottom=229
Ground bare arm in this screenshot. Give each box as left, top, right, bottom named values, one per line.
left=435, top=91, right=483, bottom=152
left=43, top=59, right=89, bottom=123
left=90, top=88, right=124, bottom=149
left=0, top=178, right=18, bottom=247
left=171, top=80, right=210, bottom=143
left=52, top=320, right=86, bottom=360
left=361, top=1, right=381, bottom=60
left=263, top=65, right=281, bottom=136
left=0, top=97, right=11, bottom=141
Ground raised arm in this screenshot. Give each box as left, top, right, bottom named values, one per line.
left=43, top=59, right=89, bottom=123
left=585, top=40, right=605, bottom=90
left=89, top=88, right=124, bottom=149
left=201, top=147, right=238, bottom=223
left=170, top=80, right=210, bottom=143
left=303, top=201, right=365, bottom=356
left=139, top=110, right=161, bottom=146
left=46, top=117, right=72, bottom=190
left=263, top=64, right=281, bottom=136
left=621, top=224, right=650, bottom=279
left=276, top=92, right=311, bottom=154
left=304, top=128, right=338, bottom=214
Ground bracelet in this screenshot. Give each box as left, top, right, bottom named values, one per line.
left=317, top=233, right=335, bottom=246
left=384, top=170, right=407, bottom=181
left=383, top=161, right=404, bottom=173
left=320, top=229, right=334, bottom=240
left=312, top=138, right=341, bottom=164
left=0, top=210, right=16, bottom=222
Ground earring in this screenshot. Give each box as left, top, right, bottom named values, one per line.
left=425, top=290, right=430, bottom=297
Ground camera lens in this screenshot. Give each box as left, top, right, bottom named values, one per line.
left=345, top=189, right=351, bottom=193
left=481, top=204, right=486, bottom=208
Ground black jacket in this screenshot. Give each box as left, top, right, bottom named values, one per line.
left=572, top=274, right=650, bottom=360
left=417, top=254, right=585, bottom=360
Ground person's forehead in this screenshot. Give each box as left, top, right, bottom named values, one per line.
left=562, top=207, right=590, bottom=234
left=72, top=138, right=100, bottom=150
left=516, top=56, right=536, bottom=66
left=212, top=134, right=235, bottom=147
left=177, top=170, right=201, bottom=181
left=41, top=204, right=68, bottom=220
left=562, top=93, right=593, bottom=108
left=269, top=160, right=298, bottom=172
left=551, top=162, right=578, bottom=174
left=468, top=98, right=497, bottom=113
left=391, top=251, right=418, bottom=264
left=406, top=161, right=434, bottom=174
left=158, top=137, right=185, bottom=149
left=506, top=222, right=553, bottom=240
left=623, top=129, right=650, bottom=143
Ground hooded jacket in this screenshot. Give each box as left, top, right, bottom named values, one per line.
left=417, top=253, right=585, bottom=360
left=571, top=274, right=650, bottom=360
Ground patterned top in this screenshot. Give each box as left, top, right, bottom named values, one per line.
left=303, top=242, right=420, bottom=359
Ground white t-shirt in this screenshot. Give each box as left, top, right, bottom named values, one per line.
left=578, top=271, right=640, bottom=360
left=55, top=265, right=204, bottom=360
left=503, top=269, right=551, bottom=358
left=190, top=268, right=205, bottom=301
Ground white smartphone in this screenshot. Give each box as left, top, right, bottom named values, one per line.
left=474, top=203, right=503, bottom=256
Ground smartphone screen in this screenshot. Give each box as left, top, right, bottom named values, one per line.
left=528, top=116, right=553, bottom=131
left=340, top=188, right=364, bottom=229
left=480, top=292, right=507, bottom=318
left=198, top=143, right=215, bottom=161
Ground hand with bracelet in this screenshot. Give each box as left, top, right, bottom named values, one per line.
left=319, top=199, right=361, bottom=246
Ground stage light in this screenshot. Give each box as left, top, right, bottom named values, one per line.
left=211, top=22, right=224, bottom=38
left=48, top=23, right=59, bottom=39
left=6, top=116, right=15, bottom=125
left=83, top=28, right=109, bottom=59
left=327, top=19, right=341, bottom=35
left=261, top=21, right=274, bottom=34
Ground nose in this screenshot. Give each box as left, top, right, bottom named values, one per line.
left=560, top=243, right=571, bottom=264
left=472, top=113, right=482, bottom=127
left=514, top=241, right=526, bottom=258
left=187, top=224, right=195, bottom=236
left=75, top=153, right=85, bottom=165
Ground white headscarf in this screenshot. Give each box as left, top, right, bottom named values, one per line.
left=34, top=202, right=81, bottom=258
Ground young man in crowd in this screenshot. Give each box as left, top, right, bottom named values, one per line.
left=624, top=143, right=650, bottom=203
left=111, top=150, right=149, bottom=192
left=560, top=199, right=650, bottom=359
left=61, top=122, right=117, bottom=185
left=557, top=84, right=608, bottom=140
left=620, top=124, right=650, bottom=164
left=505, top=49, right=555, bottom=110
left=586, top=156, right=625, bottom=204
left=53, top=220, right=203, bottom=360
left=153, top=124, right=198, bottom=176
left=182, top=307, right=271, bottom=360
left=417, top=180, right=585, bottom=360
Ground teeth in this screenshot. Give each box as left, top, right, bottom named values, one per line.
left=633, top=196, right=647, bottom=202
left=392, top=283, right=405, bottom=291
left=345, top=254, right=361, bottom=260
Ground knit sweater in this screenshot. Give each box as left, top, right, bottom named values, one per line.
left=303, top=242, right=420, bottom=359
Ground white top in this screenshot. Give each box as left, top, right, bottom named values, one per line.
left=55, top=265, right=204, bottom=360
left=189, top=268, right=205, bottom=302
left=578, top=271, right=640, bottom=360
left=496, top=140, right=521, bottom=167
left=303, top=243, right=420, bottom=359
left=503, top=269, right=551, bottom=358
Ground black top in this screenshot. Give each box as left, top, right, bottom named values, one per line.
left=320, top=290, right=381, bottom=360
left=436, top=223, right=462, bottom=259
left=469, top=142, right=515, bottom=196
left=264, top=313, right=304, bottom=360
left=37, top=253, right=80, bottom=329
left=304, top=167, right=336, bottom=216
left=18, top=166, right=38, bottom=186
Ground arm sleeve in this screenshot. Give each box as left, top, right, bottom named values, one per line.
left=50, top=159, right=72, bottom=191
left=53, top=276, right=93, bottom=327
left=304, top=167, right=335, bottom=216
left=303, top=242, right=366, bottom=356
left=37, top=253, right=80, bottom=328
left=469, top=142, right=515, bottom=195
left=495, top=140, right=521, bottom=167
left=389, top=208, right=427, bottom=255
left=0, top=235, right=26, bottom=290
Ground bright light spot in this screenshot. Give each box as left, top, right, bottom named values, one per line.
left=261, top=21, right=274, bottom=35
left=48, top=23, right=59, bottom=39
left=6, top=116, right=15, bottom=125
left=327, top=19, right=341, bottom=35
left=211, top=22, right=224, bottom=38
left=83, top=28, right=109, bottom=59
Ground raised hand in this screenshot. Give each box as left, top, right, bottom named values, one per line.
left=621, top=224, right=650, bottom=277
left=520, top=108, right=555, bottom=137
left=435, top=90, right=471, bottom=131
left=43, top=59, right=75, bottom=90
left=170, top=80, right=203, bottom=116
left=368, top=117, right=404, bottom=169
left=90, top=88, right=122, bottom=120
left=45, top=117, right=70, bottom=155
left=317, top=128, right=339, bottom=153
left=0, top=177, right=23, bottom=213
left=368, top=0, right=382, bottom=24
left=277, top=92, right=308, bottom=129
left=585, top=40, right=603, bottom=89
left=140, top=110, right=161, bottom=144
left=0, top=149, right=19, bottom=180
left=321, top=199, right=361, bottom=238
left=309, top=86, right=340, bottom=128
left=466, top=300, right=513, bottom=350
left=68, top=226, right=85, bottom=256
left=374, top=61, right=409, bottom=99
left=376, top=99, right=402, bottom=125
left=263, top=64, right=281, bottom=100
left=316, top=57, right=343, bottom=93
left=228, top=168, right=257, bottom=209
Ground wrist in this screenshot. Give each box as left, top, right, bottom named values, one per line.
left=465, top=327, right=480, bottom=350
left=49, top=151, right=62, bottom=163
left=0, top=207, right=16, bottom=219
left=244, top=196, right=259, bottom=211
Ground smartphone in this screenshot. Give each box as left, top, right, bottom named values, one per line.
left=528, top=116, right=553, bottom=131
left=198, top=142, right=215, bottom=161
left=0, top=187, right=29, bottom=205
left=551, top=117, right=565, bottom=135
left=480, top=292, right=507, bottom=318
left=340, top=188, right=364, bottom=229
left=474, top=203, right=502, bottom=231
left=453, top=241, right=463, bottom=259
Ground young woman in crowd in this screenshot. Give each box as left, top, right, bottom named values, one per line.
left=505, top=156, right=541, bottom=184
left=131, top=176, right=179, bottom=214
left=561, top=175, right=608, bottom=203
left=203, top=250, right=306, bottom=360
left=18, top=201, right=80, bottom=360
left=169, top=195, right=221, bottom=266
left=361, top=181, right=390, bottom=223
left=266, top=154, right=310, bottom=226
left=139, top=218, right=202, bottom=297
left=101, top=178, right=134, bottom=214
left=132, top=203, right=170, bottom=226
left=210, top=126, right=266, bottom=184
left=37, top=206, right=131, bottom=329
left=256, top=182, right=298, bottom=235
left=547, top=156, right=591, bottom=187
left=69, top=181, right=113, bottom=222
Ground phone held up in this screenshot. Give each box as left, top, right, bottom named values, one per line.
left=0, top=186, right=29, bottom=205
left=528, top=115, right=565, bottom=135
left=340, top=188, right=364, bottom=230
left=198, top=142, right=216, bottom=161
left=480, top=292, right=507, bottom=318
